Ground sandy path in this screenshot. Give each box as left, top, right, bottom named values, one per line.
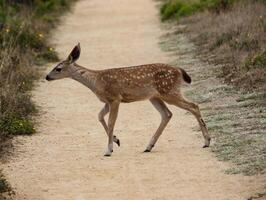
left=2, top=0, right=262, bottom=199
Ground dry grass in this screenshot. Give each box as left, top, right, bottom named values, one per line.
left=0, top=0, right=75, bottom=144
left=0, top=23, right=40, bottom=139
left=159, top=1, right=266, bottom=197
left=159, top=3, right=266, bottom=174
left=159, top=3, right=266, bottom=198
left=181, top=1, right=266, bottom=91
left=0, top=1, right=75, bottom=198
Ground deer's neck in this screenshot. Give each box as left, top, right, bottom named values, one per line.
left=70, top=63, right=98, bottom=91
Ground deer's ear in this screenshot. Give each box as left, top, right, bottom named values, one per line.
left=67, top=43, right=80, bottom=63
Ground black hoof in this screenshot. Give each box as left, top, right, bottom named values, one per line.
left=113, top=135, right=120, bottom=147
left=116, top=139, right=120, bottom=147
left=144, top=149, right=151, bottom=153
left=104, top=154, right=111, bottom=157
left=202, top=145, right=209, bottom=148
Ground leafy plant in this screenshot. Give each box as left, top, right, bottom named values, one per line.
left=0, top=118, right=35, bottom=135
left=160, top=0, right=238, bottom=21
left=244, top=51, right=266, bottom=68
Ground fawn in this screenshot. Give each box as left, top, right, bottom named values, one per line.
left=46, top=43, right=211, bottom=156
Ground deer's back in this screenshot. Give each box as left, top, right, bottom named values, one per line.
left=97, top=63, right=182, bottom=102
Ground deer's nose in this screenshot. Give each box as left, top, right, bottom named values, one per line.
left=45, top=75, right=53, bottom=81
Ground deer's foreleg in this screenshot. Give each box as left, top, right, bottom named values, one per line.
left=144, top=98, right=172, bottom=152
left=98, top=103, right=120, bottom=146
left=104, top=101, right=120, bottom=156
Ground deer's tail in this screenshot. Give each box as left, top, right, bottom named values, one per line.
left=180, top=68, right=192, bottom=84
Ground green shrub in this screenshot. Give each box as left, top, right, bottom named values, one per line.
left=36, top=46, right=58, bottom=64
left=0, top=90, right=37, bottom=118
left=0, top=0, right=75, bottom=196
left=0, top=20, right=59, bottom=62
left=160, top=1, right=185, bottom=21
left=160, top=0, right=238, bottom=21
left=0, top=118, right=35, bottom=135
left=0, top=0, right=74, bottom=140
left=34, top=0, right=71, bottom=16
left=174, top=2, right=203, bottom=20
left=160, top=0, right=202, bottom=21
left=244, top=51, right=266, bottom=68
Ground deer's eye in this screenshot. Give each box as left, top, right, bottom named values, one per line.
left=55, top=68, right=62, bottom=72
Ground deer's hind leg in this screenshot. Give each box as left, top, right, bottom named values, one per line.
left=162, top=94, right=211, bottom=148
left=144, top=98, right=172, bottom=152
left=98, top=103, right=120, bottom=147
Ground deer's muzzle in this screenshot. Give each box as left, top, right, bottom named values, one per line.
left=45, top=75, right=53, bottom=81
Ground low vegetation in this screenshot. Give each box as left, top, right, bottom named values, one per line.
left=161, top=0, right=266, bottom=91
left=0, top=170, right=12, bottom=199
left=160, top=0, right=237, bottom=21
left=182, top=1, right=265, bottom=91
left=159, top=0, right=266, bottom=178
left=0, top=0, right=75, bottom=197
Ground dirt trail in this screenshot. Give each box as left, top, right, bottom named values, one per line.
left=2, top=0, right=261, bottom=199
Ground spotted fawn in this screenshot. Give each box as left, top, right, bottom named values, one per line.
left=46, top=43, right=211, bottom=156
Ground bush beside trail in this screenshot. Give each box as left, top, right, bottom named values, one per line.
left=160, top=0, right=237, bottom=21
left=159, top=1, right=265, bottom=194
left=160, top=0, right=266, bottom=91
left=0, top=0, right=75, bottom=198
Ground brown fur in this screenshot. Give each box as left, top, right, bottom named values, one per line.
left=46, top=44, right=211, bottom=156
left=91, top=63, right=182, bottom=103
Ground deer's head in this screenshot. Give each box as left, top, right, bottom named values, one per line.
left=46, top=43, right=81, bottom=81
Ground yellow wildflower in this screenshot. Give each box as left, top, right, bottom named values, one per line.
left=38, top=33, right=43, bottom=38
left=5, top=28, right=10, bottom=33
